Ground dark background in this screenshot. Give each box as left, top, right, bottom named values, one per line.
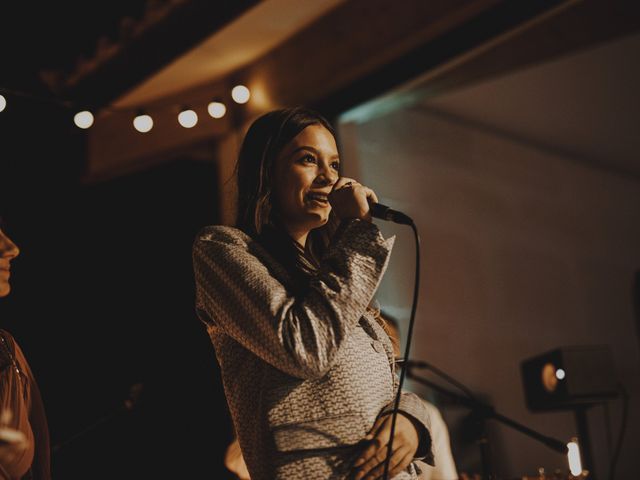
left=1, top=3, right=240, bottom=478
left=1, top=55, right=233, bottom=480
left=1, top=130, right=234, bottom=478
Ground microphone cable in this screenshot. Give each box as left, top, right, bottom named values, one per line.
left=382, top=219, right=420, bottom=479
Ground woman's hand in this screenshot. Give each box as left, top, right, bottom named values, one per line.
left=352, top=412, right=420, bottom=480
left=224, top=438, right=251, bottom=480
left=328, top=177, right=378, bottom=222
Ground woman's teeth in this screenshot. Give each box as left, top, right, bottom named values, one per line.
left=307, top=193, right=328, bottom=203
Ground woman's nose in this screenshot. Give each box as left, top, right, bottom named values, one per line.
left=315, top=163, right=338, bottom=186
left=314, top=171, right=337, bottom=187
left=0, top=234, right=20, bottom=259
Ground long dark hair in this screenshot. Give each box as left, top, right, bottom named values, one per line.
left=235, top=107, right=340, bottom=286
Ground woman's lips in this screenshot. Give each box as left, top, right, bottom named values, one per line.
left=305, top=192, right=329, bottom=204
left=305, top=196, right=329, bottom=207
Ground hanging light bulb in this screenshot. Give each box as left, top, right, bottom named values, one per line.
left=133, top=111, right=153, bottom=133
left=178, top=107, right=198, bottom=128
left=74, top=110, right=94, bottom=129
left=207, top=100, right=226, bottom=119
left=0, top=94, right=6, bottom=113
left=231, top=85, right=250, bottom=104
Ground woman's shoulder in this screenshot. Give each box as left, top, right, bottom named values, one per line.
left=195, top=225, right=251, bottom=247
left=0, top=329, right=16, bottom=347
left=0, top=330, right=19, bottom=368
left=196, top=225, right=251, bottom=243
left=193, top=225, right=280, bottom=277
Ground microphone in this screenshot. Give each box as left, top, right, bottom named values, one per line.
left=369, top=202, right=413, bottom=225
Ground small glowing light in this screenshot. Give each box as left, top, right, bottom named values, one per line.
left=542, top=363, right=558, bottom=392
left=556, top=368, right=566, bottom=380
left=178, top=108, right=198, bottom=128
left=0, top=95, right=6, bottom=112
left=567, top=439, right=582, bottom=476
left=74, top=110, right=94, bottom=129
left=231, top=85, right=250, bottom=104
left=133, top=113, right=153, bottom=133
left=207, top=101, right=226, bottom=119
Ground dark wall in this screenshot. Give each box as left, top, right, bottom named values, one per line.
left=1, top=99, right=233, bottom=478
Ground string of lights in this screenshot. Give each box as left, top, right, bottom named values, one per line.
left=0, top=84, right=251, bottom=132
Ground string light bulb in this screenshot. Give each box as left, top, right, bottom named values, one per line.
left=74, top=110, right=94, bottom=129
left=178, top=107, right=198, bottom=128
left=0, top=87, right=257, bottom=131
left=133, top=111, right=154, bottom=133
left=207, top=100, right=226, bottom=119
left=231, top=85, right=250, bottom=104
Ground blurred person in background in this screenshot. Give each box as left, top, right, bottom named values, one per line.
left=0, top=220, right=51, bottom=480
left=381, top=311, right=458, bottom=480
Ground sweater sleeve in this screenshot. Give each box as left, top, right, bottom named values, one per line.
left=14, top=343, right=51, bottom=480
left=193, top=220, right=394, bottom=380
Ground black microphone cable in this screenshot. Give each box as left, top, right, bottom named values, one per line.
left=382, top=219, right=420, bottom=479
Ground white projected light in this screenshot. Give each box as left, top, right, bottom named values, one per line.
left=231, top=85, right=250, bottom=104
left=0, top=94, right=6, bottom=112
left=567, top=439, right=582, bottom=476
left=74, top=110, right=94, bottom=129
left=133, top=113, right=153, bottom=133
left=556, top=368, right=566, bottom=380
left=178, top=109, right=198, bottom=128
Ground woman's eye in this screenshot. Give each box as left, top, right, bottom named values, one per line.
left=301, top=155, right=317, bottom=164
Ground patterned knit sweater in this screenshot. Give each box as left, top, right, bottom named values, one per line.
left=193, top=219, right=433, bottom=479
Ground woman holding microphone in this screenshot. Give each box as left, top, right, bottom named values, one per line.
left=193, top=107, right=432, bottom=479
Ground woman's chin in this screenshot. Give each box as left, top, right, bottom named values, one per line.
left=305, top=211, right=329, bottom=228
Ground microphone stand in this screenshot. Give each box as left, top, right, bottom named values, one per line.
left=406, top=363, right=568, bottom=480
left=53, top=383, right=143, bottom=454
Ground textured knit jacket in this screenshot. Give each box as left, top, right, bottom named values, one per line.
left=193, top=219, right=433, bottom=479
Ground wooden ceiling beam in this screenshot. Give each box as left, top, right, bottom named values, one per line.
left=47, top=0, right=259, bottom=110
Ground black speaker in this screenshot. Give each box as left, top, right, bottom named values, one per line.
left=521, top=345, right=617, bottom=411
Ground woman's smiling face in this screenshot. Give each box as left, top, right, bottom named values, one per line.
left=272, top=124, right=340, bottom=244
